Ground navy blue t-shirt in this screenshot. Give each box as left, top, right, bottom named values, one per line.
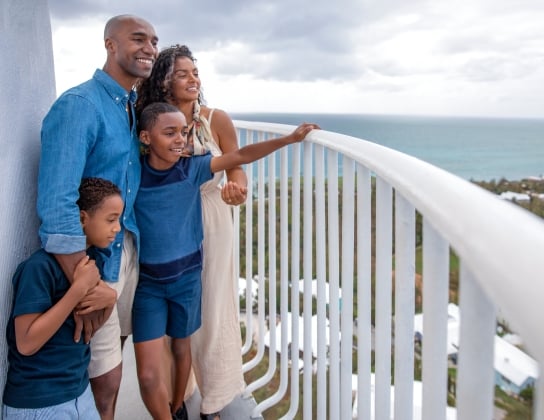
left=2, top=249, right=97, bottom=408
left=135, top=154, right=213, bottom=282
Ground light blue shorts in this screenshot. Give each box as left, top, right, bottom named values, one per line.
left=2, top=384, right=99, bottom=419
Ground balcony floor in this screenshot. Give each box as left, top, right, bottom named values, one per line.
left=117, top=336, right=261, bottom=419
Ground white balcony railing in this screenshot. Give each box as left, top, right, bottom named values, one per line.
left=232, top=121, right=544, bottom=420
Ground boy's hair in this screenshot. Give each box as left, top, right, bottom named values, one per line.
left=77, top=177, right=121, bottom=213
left=138, top=102, right=181, bottom=133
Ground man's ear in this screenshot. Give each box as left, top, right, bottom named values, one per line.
left=104, top=37, right=115, bottom=54
left=140, top=130, right=150, bottom=145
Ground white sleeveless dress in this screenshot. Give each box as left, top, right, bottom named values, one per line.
left=190, top=110, right=245, bottom=413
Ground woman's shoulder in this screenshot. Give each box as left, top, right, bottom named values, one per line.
left=201, top=106, right=230, bottom=122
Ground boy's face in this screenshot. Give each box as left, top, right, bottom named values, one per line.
left=140, top=111, right=189, bottom=170
left=80, top=195, right=124, bottom=249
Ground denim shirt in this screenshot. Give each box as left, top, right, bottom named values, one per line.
left=37, top=69, right=140, bottom=282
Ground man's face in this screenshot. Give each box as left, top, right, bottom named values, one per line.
left=106, top=17, right=159, bottom=83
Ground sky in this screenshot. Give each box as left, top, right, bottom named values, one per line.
left=48, top=0, right=544, bottom=119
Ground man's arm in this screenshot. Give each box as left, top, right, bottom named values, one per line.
left=39, top=94, right=104, bottom=342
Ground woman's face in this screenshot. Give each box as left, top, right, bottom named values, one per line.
left=170, top=56, right=200, bottom=104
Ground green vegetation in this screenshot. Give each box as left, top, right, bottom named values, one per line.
left=473, top=178, right=544, bottom=218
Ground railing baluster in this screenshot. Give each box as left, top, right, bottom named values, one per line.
left=328, top=150, right=341, bottom=419
left=421, top=220, right=449, bottom=420
left=302, top=141, right=314, bottom=419
left=315, top=144, right=328, bottom=420
left=456, top=264, right=496, bottom=420
left=375, top=176, right=393, bottom=420
left=340, top=157, right=355, bottom=420
left=356, top=164, right=372, bottom=420
left=282, top=143, right=302, bottom=420
left=243, top=131, right=267, bottom=378
left=394, top=192, right=416, bottom=420
left=241, top=128, right=254, bottom=357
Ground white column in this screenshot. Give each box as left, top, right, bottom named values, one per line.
left=0, top=0, right=55, bottom=396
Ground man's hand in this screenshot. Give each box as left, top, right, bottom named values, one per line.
left=76, top=281, right=117, bottom=315
left=73, top=311, right=104, bottom=344
left=73, top=281, right=117, bottom=343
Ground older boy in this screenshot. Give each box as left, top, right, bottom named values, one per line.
left=132, top=102, right=318, bottom=419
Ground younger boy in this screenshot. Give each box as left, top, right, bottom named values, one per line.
left=2, top=178, right=121, bottom=419
left=132, top=102, right=319, bottom=420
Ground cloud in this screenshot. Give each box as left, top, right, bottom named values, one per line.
left=47, top=0, right=544, bottom=117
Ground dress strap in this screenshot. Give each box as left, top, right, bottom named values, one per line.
left=208, top=108, right=215, bottom=125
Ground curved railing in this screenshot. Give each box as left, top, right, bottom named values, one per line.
left=233, top=120, right=544, bottom=420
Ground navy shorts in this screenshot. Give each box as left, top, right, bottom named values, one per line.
left=132, top=268, right=202, bottom=343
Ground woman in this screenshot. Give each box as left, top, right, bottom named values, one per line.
left=136, top=44, right=247, bottom=420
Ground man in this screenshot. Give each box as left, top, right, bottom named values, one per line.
left=37, top=15, right=158, bottom=419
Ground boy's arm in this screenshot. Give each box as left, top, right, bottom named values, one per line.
left=14, top=256, right=99, bottom=355
left=210, top=122, right=319, bottom=174
left=54, top=252, right=104, bottom=344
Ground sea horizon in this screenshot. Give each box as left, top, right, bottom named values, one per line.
left=230, top=112, right=544, bottom=182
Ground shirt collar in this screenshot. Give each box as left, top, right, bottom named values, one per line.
left=93, top=69, right=138, bottom=106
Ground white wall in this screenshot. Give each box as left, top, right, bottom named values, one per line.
left=0, top=0, right=56, bottom=405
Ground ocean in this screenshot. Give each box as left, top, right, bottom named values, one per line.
left=230, top=113, right=544, bottom=182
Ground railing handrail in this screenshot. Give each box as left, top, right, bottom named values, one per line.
left=234, top=119, right=544, bottom=365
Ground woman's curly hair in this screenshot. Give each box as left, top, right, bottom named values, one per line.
left=136, top=44, right=201, bottom=119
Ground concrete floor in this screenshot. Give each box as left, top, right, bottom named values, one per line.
left=116, top=336, right=261, bottom=420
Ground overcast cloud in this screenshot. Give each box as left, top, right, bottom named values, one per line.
left=48, top=0, right=544, bottom=118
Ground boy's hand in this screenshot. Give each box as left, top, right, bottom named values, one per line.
left=288, top=123, right=320, bottom=143
left=221, top=181, right=248, bottom=206
left=72, top=256, right=100, bottom=296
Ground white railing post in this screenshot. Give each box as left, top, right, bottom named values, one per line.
left=340, top=157, right=355, bottom=420
left=421, top=220, right=449, bottom=420
left=394, top=193, right=416, bottom=420
left=282, top=143, right=302, bottom=420
left=314, top=144, right=328, bottom=420
left=356, top=164, right=372, bottom=420
left=374, top=176, right=393, bottom=420
left=456, top=265, right=496, bottom=420
left=327, top=150, right=341, bottom=420
left=302, top=141, right=314, bottom=419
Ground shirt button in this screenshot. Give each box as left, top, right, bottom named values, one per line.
left=128, top=189, right=131, bottom=193
left=117, top=243, right=121, bottom=248
left=129, top=161, right=132, bottom=165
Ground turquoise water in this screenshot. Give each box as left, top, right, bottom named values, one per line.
left=231, top=113, right=544, bottom=181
